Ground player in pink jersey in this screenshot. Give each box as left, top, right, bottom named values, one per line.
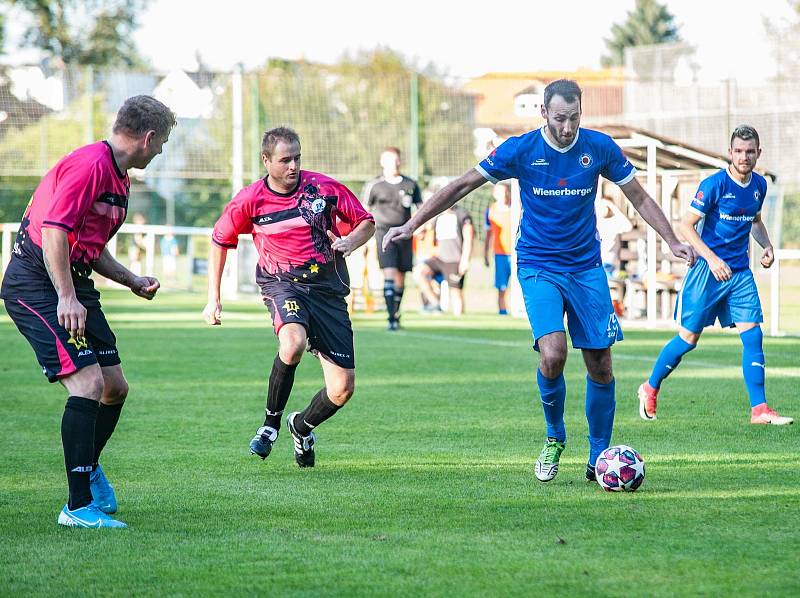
left=203, top=127, right=375, bottom=467
left=1, top=96, right=176, bottom=528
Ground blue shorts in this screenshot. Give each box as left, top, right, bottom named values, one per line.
left=676, top=259, right=763, bottom=332
left=494, top=254, right=512, bottom=291
left=518, top=265, right=623, bottom=351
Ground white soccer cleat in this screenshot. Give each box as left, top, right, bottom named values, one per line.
left=751, top=404, right=793, bottom=425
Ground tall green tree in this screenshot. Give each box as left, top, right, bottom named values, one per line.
left=601, top=0, right=681, bottom=67
left=7, top=0, right=148, bottom=67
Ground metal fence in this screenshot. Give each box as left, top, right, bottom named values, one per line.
left=2, top=55, right=799, bottom=330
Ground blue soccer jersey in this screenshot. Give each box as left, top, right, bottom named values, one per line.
left=688, top=169, right=766, bottom=271
left=476, top=127, right=635, bottom=272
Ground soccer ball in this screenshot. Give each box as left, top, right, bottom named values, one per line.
left=594, top=445, right=645, bottom=492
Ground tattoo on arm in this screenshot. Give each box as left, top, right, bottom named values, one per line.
left=43, top=252, right=61, bottom=295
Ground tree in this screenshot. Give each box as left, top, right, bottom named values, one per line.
left=7, top=0, right=148, bottom=67
left=601, top=0, right=681, bottom=67
left=0, top=11, right=5, bottom=56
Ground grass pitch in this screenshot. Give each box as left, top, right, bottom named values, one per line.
left=1, top=291, right=798, bottom=596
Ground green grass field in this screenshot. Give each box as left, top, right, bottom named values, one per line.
left=1, top=291, right=799, bottom=596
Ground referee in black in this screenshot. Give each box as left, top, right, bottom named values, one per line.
left=362, top=147, right=422, bottom=330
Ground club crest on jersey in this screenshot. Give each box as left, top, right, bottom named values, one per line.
left=311, top=198, right=326, bottom=214
left=579, top=153, right=593, bottom=168
left=754, top=190, right=761, bottom=201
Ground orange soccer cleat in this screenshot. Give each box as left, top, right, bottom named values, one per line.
left=638, top=382, right=658, bottom=421
left=750, top=403, right=794, bottom=425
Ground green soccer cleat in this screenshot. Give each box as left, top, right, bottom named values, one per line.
left=535, top=438, right=566, bottom=482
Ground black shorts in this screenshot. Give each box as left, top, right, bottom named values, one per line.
left=3, top=294, right=120, bottom=383
left=375, top=227, right=414, bottom=272
left=425, top=257, right=465, bottom=290
left=261, top=281, right=355, bottom=369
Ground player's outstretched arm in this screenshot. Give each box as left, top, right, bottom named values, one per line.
left=203, top=244, right=227, bottom=325
left=619, top=178, right=696, bottom=265
left=382, top=169, right=485, bottom=250
left=326, top=220, right=375, bottom=258
left=92, top=247, right=160, bottom=300
left=750, top=214, right=775, bottom=268
left=41, top=227, right=85, bottom=339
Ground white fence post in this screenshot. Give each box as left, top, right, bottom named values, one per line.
left=646, top=142, right=658, bottom=326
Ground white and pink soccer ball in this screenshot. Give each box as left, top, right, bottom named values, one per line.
left=594, top=445, right=645, bottom=492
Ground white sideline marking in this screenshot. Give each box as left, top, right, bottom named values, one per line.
left=399, top=331, right=800, bottom=377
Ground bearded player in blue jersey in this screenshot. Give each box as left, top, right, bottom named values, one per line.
left=639, top=126, right=793, bottom=426
left=383, top=79, right=695, bottom=483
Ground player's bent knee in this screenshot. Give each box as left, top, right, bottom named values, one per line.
left=62, top=365, right=105, bottom=401
left=679, top=327, right=701, bottom=345
left=103, top=380, right=129, bottom=404
left=328, top=386, right=353, bottom=406
left=326, top=375, right=355, bottom=406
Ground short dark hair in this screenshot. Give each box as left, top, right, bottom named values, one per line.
left=261, top=126, right=300, bottom=157
left=382, top=146, right=401, bottom=158
left=731, top=125, right=760, bottom=149
left=113, top=95, right=176, bottom=137
left=543, top=79, right=582, bottom=109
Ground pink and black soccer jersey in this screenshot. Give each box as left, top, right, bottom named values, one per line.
left=1, top=141, right=130, bottom=300
left=212, top=171, right=374, bottom=297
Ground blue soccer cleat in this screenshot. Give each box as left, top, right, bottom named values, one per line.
left=90, top=464, right=118, bottom=514
left=57, top=504, right=127, bottom=528
left=249, top=425, right=279, bottom=459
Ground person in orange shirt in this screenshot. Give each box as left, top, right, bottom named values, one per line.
left=484, top=182, right=513, bottom=315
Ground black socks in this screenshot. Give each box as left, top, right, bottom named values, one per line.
left=295, top=388, right=340, bottom=436
left=264, top=354, right=298, bottom=429
left=62, top=396, right=99, bottom=510
left=93, top=402, right=123, bottom=466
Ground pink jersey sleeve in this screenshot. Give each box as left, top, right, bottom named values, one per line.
left=331, top=182, right=374, bottom=228
left=212, top=189, right=255, bottom=248
left=43, top=158, right=104, bottom=232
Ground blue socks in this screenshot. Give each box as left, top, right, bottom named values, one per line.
left=536, top=372, right=617, bottom=466
left=740, top=327, right=766, bottom=408
left=648, top=335, right=696, bottom=389
left=586, top=376, right=615, bottom=467
left=537, top=370, right=566, bottom=442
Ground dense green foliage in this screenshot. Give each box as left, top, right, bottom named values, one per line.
left=5, top=0, right=148, bottom=67
left=602, top=0, right=681, bottom=67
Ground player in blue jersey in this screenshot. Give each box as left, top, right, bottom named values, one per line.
left=639, top=126, right=793, bottom=426
left=383, top=79, right=695, bottom=482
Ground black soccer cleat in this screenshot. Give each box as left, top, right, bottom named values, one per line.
left=249, top=426, right=278, bottom=460
left=287, top=412, right=316, bottom=468
left=585, top=463, right=597, bottom=483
